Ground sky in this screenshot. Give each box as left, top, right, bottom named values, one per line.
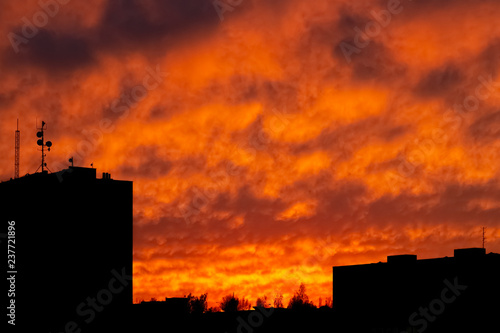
left=1, top=0, right=500, bottom=307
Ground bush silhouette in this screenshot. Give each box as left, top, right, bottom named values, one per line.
left=219, top=293, right=252, bottom=312
left=187, top=293, right=207, bottom=314
left=287, top=283, right=316, bottom=310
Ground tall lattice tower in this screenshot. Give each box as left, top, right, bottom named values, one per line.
left=15, top=119, right=20, bottom=178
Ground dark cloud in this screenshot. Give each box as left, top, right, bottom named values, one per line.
left=350, top=42, right=405, bottom=81
left=414, top=65, right=463, bottom=98
left=392, top=0, right=499, bottom=18
left=291, top=114, right=411, bottom=159
left=335, top=6, right=371, bottom=38
left=212, top=184, right=284, bottom=217
left=4, top=29, right=95, bottom=73
left=118, top=145, right=172, bottom=179
left=95, top=0, right=220, bottom=53
left=298, top=177, right=369, bottom=234
left=478, top=39, right=500, bottom=74
left=333, top=8, right=406, bottom=82
left=2, top=0, right=225, bottom=73
left=205, top=75, right=260, bottom=107
left=366, top=181, right=500, bottom=227
left=468, top=110, right=500, bottom=143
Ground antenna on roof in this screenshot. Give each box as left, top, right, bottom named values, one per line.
left=35, top=120, right=53, bottom=173
left=15, top=119, right=20, bottom=178
left=482, top=227, right=486, bottom=249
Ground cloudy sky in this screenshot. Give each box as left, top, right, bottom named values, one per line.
left=1, top=0, right=499, bottom=306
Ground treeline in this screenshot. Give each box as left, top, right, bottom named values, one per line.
left=146, top=283, right=332, bottom=314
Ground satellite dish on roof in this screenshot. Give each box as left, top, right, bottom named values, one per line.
left=34, top=120, right=54, bottom=173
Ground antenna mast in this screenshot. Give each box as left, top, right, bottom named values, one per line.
left=482, top=227, right=486, bottom=249
left=35, top=120, right=53, bottom=173
left=15, top=119, right=20, bottom=178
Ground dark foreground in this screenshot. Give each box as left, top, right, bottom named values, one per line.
left=92, top=304, right=497, bottom=333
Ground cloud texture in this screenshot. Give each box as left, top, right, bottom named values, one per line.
left=1, top=0, right=500, bottom=306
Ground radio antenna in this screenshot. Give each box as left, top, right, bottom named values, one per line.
left=15, top=119, right=20, bottom=178
left=482, top=227, right=486, bottom=249
left=35, top=120, right=53, bottom=173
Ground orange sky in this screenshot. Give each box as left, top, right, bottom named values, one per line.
left=1, top=0, right=500, bottom=308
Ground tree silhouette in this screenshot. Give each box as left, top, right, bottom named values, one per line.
left=274, top=293, right=284, bottom=308
left=323, top=296, right=332, bottom=308
left=287, top=283, right=316, bottom=310
left=187, top=293, right=207, bottom=315
left=220, top=294, right=239, bottom=312
left=220, top=294, right=252, bottom=312
left=256, top=295, right=269, bottom=308
left=238, top=297, right=252, bottom=311
left=207, top=306, right=220, bottom=313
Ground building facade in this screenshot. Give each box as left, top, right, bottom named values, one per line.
left=1, top=167, right=133, bottom=332
left=332, top=248, right=500, bottom=332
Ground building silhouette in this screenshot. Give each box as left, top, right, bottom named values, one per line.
left=132, top=297, right=190, bottom=331
left=1, top=167, right=133, bottom=332
left=332, top=248, right=500, bottom=332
